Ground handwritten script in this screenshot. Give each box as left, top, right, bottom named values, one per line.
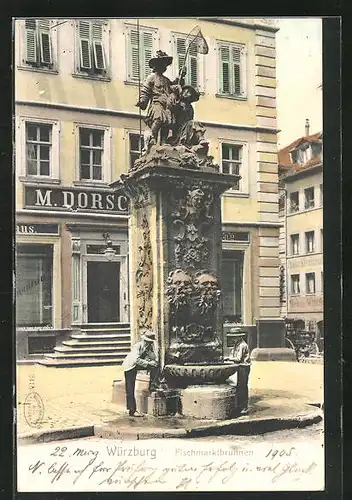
left=18, top=440, right=324, bottom=492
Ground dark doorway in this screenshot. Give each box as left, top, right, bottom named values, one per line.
left=87, top=261, right=120, bottom=323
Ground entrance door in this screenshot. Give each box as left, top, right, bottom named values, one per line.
left=87, top=261, right=120, bottom=323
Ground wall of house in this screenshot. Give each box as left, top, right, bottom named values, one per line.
left=280, top=168, right=323, bottom=324
left=15, top=17, right=281, bottom=358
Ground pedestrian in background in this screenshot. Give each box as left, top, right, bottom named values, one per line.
left=122, top=330, right=159, bottom=417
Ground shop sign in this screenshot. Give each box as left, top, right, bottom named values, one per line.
left=288, top=256, right=323, bottom=269
left=289, top=295, right=323, bottom=313
left=222, top=231, right=249, bottom=242
left=24, top=186, right=129, bottom=214
left=16, top=223, right=59, bottom=235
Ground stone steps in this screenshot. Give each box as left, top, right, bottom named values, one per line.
left=37, top=325, right=131, bottom=367
left=39, top=357, right=125, bottom=367
left=55, top=345, right=130, bottom=354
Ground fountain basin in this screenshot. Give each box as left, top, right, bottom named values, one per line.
left=163, top=363, right=239, bottom=388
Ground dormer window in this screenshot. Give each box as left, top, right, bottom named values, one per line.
left=291, top=143, right=312, bottom=165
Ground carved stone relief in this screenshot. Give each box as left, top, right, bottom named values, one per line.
left=171, top=186, right=214, bottom=269
left=135, top=213, right=153, bottom=331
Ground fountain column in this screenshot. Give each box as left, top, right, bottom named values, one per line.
left=111, top=146, right=244, bottom=418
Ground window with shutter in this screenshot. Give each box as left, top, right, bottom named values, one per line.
left=77, top=20, right=108, bottom=75
left=79, top=21, right=92, bottom=70
left=92, top=22, right=106, bottom=70
left=143, top=32, right=153, bottom=79
left=219, top=42, right=245, bottom=97
left=24, top=19, right=53, bottom=68
left=176, top=35, right=199, bottom=88
left=127, top=27, right=155, bottom=82
left=25, top=19, right=37, bottom=64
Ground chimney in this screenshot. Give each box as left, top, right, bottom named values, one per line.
left=305, top=118, right=310, bottom=136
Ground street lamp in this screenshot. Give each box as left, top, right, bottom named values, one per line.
left=102, top=232, right=116, bottom=261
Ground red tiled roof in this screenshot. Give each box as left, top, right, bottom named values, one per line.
left=278, top=132, right=322, bottom=176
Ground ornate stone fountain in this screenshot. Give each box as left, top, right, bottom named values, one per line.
left=111, top=50, right=244, bottom=419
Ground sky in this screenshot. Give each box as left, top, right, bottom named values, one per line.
left=275, top=17, right=322, bottom=148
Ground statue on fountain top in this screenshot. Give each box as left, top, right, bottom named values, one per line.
left=134, top=50, right=218, bottom=172
left=136, top=50, right=185, bottom=148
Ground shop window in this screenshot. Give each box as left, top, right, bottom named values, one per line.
left=289, top=191, right=299, bottom=213
left=16, top=244, right=53, bottom=327
left=79, top=128, right=104, bottom=181
left=306, top=272, right=316, bottom=294
left=129, top=133, right=144, bottom=169
left=76, top=20, right=108, bottom=77
left=290, top=234, right=300, bottom=255
left=304, top=186, right=315, bottom=209
left=305, top=231, right=315, bottom=253
left=26, top=123, right=52, bottom=177
left=220, top=143, right=242, bottom=190
left=221, top=250, right=243, bottom=323
left=23, top=19, right=53, bottom=69
left=217, top=41, right=246, bottom=98
left=291, top=274, right=300, bottom=295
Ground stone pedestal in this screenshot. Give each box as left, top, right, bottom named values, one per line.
left=180, top=385, right=238, bottom=420
left=251, top=318, right=296, bottom=361
left=111, top=150, right=243, bottom=418
left=113, top=161, right=236, bottom=366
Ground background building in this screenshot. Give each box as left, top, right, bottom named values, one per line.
left=15, top=17, right=282, bottom=365
left=278, top=120, right=323, bottom=347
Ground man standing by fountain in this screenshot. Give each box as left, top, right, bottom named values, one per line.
left=227, top=327, right=251, bottom=414
left=122, top=330, right=159, bottom=417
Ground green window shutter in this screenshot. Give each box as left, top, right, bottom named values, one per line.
left=129, top=29, right=139, bottom=80
left=25, top=19, right=37, bottom=64
left=142, top=31, right=153, bottom=79
left=188, top=42, right=198, bottom=88
left=176, top=37, right=186, bottom=77
left=232, top=46, right=241, bottom=95
left=78, top=21, right=92, bottom=70
left=220, top=45, right=230, bottom=94
left=38, top=20, right=52, bottom=65
left=92, top=22, right=106, bottom=70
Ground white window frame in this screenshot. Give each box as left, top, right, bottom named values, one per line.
left=289, top=191, right=299, bottom=213
left=305, top=272, right=316, bottom=295
left=219, top=139, right=249, bottom=195
left=17, top=19, right=58, bottom=73
left=304, top=186, right=315, bottom=210
left=290, top=233, right=300, bottom=255
left=305, top=230, right=315, bottom=253
left=16, top=116, right=60, bottom=182
left=124, top=23, right=158, bottom=84
left=170, top=31, right=206, bottom=92
left=320, top=183, right=323, bottom=206
left=320, top=228, right=323, bottom=252
left=74, top=123, right=112, bottom=186
left=125, top=130, right=145, bottom=171
left=216, top=39, right=247, bottom=99
left=74, top=19, right=110, bottom=80
left=291, top=274, right=300, bottom=295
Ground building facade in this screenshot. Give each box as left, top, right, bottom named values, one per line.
left=278, top=122, right=323, bottom=344
left=15, top=17, right=282, bottom=363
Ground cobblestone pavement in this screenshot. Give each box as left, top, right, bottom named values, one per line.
left=16, top=361, right=323, bottom=435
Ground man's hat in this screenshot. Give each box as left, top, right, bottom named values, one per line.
left=141, top=330, right=156, bottom=342
left=182, top=85, right=200, bottom=102
left=228, top=327, right=247, bottom=337
left=149, top=50, right=173, bottom=68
